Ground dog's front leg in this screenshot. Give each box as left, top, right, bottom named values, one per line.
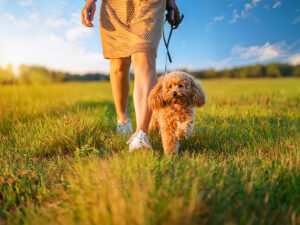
left=161, top=129, right=180, bottom=155
left=175, top=120, right=194, bottom=141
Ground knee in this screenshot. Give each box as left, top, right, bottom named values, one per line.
left=111, top=67, right=127, bottom=77
left=110, top=59, right=131, bottom=77
left=132, top=53, right=156, bottom=72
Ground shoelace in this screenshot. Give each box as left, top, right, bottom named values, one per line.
left=126, top=131, right=148, bottom=145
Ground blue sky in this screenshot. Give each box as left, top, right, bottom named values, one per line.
left=0, top=0, right=299, bottom=74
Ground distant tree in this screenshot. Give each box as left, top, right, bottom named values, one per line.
left=279, top=63, right=293, bottom=77
left=266, top=64, right=281, bottom=77
left=18, top=65, right=68, bottom=83
left=3, top=62, right=298, bottom=84
left=292, top=66, right=300, bottom=77
left=51, top=71, right=67, bottom=82
left=219, top=69, right=232, bottom=78
left=239, top=67, right=250, bottom=78
left=249, top=64, right=265, bottom=77
left=0, top=64, right=14, bottom=84
left=195, top=71, right=205, bottom=79
left=64, top=73, right=109, bottom=82
left=203, top=69, right=218, bottom=78
left=232, top=68, right=241, bottom=78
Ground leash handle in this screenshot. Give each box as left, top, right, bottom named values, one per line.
left=163, top=14, right=184, bottom=74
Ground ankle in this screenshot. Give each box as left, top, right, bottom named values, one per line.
left=118, top=118, right=129, bottom=125
left=135, top=128, right=148, bottom=135
left=117, top=115, right=129, bottom=125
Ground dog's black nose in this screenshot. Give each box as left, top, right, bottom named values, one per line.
left=172, top=91, right=177, bottom=97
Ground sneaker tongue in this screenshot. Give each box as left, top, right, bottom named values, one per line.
left=138, top=130, right=145, bottom=135
left=137, top=130, right=146, bottom=138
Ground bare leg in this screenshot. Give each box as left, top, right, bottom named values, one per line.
left=109, top=58, right=131, bottom=124
left=131, top=52, right=157, bottom=134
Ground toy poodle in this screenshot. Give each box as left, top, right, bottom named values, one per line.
left=148, top=71, right=206, bottom=154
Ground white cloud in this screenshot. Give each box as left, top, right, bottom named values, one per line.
left=18, top=0, right=34, bottom=7
left=0, top=34, right=109, bottom=74
left=0, top=7, right=108, bottom=74
left=1, top=12, right=35, bottom=31
left=229, top=9, right=240, bottom=24
left=206, top=15, right=225, bottom=30
left=46, top=18, right=68, bottom=28
left=214, top=16, right=225, bottom=22
left=272, top=1, right=282, bottom=9
left=63, top=12, right=94, bottom=41
left=205, top=57, right=232, bottom=70
left=27, top=11, right=38, bottom=20
left=246, top=0, right=260, bottom=10
left=65, top=26, right=94, bottom=42
left=292, top=16, right=300, bottom=24
left=203, top=41, right=288, bottom=70
left=2, top=12, right=15, bottom=21
left=70, top=12, right=82, bottom=25
left=288, top=54, right=300, bottom=65
left=239, top=0, right=261, bottom=20
left=46, top=12, right=79, bottom=29
left=18, top=20, right=32, bottom=30
left=231, top=42, right=284, bottom=61
left=245, top=3, right=253, bottom=11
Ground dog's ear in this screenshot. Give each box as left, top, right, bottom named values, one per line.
left=148, top=76, right=164, bottom=110
left=190, top=75, right=206, bottom=107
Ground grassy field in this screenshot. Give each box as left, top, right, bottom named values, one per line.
left=0, top=78, right=299, bottom=225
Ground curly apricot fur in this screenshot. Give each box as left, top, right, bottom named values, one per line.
left=148, top=71, right=206, bottom=154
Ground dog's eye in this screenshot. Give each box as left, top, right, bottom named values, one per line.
left=168, top=85, right=172, bottom=89
left=178, top=84, right=184, bottom=88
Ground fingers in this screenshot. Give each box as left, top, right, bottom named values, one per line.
left=166, top=0, right=181, bottom=27
left=166, top=7, right=182, bottom=28
left=90, top=4, right=96, bottom=22
left=81, top=5, right=94, bottom=27
left=84, top=9, right=93, bottom=27
left=170, top=10, right=175, bottom=23
left=166, top=10, right=175, bottom=26
left=81, top=9, right=88, bottom=27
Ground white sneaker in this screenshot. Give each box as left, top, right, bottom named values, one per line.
left=126, top=130, right=153, bottom=153
left=116, top=119, right=132, bottom=135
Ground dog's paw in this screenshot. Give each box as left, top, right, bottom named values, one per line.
left=175, top=129, right=188, bottom=140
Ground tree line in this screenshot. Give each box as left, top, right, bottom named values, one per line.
left=0, top=63, right=299, bottom=84
left=185, top=63, right=300, bottom=79
left=0, top=65, right=109, bottom=84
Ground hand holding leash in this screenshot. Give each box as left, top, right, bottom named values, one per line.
left=81, top=0, right=97, bottom=27
left=166, top=0, right=183, bottom=29
left=164, top=0, right=184, bottom=73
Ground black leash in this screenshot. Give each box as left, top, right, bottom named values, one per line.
left=163, top=14, right=184, bottom=74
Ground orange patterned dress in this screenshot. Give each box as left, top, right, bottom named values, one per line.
left=99, top=0, right=166, bottom=59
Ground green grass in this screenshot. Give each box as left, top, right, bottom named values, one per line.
left=0, top=78, right=299, bottom=225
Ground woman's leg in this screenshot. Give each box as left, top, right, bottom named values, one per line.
left=109, top=57, right=131, bottom=124
left=131, top=52, right=157, bottom=134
